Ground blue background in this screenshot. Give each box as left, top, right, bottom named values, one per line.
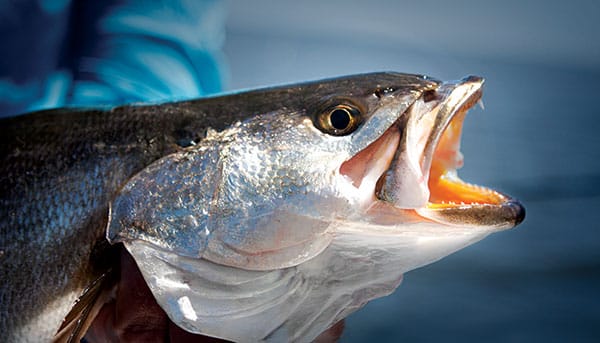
left=223, top=2, right=600, bottom=341
left=1, top=0, right=598, bottom=341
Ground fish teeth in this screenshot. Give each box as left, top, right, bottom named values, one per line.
left=477, top=99, right=485, bottom=110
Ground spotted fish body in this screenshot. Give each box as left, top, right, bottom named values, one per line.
left=0, top=73, right=523, bottom=342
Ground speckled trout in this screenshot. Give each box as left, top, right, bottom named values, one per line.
left=0, top=72, right=524, bottom=342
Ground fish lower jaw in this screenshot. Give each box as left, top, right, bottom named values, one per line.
left=426, top=169, right=506, bottom=208
left=415, top=168, right=525, bottom=228
left=367, top=160, right=525, bottom=228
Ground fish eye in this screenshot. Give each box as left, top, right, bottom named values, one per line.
left=316, top=103, right=362, bottom=136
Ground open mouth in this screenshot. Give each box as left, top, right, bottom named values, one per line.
left=422, top=79, right=504, bottom=207
left=425, top=96, right=505, bottom=209
left=342, top=76, right=525, bottom=228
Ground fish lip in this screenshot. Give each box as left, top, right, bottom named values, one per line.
left=370, top=76, right=525, bottom=228
left=420, top=76, right=484, bottom=178
left=416, top=194, right=526, bottom=229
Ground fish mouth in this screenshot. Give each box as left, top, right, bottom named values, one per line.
left=341, top=76, right=525, bottom=228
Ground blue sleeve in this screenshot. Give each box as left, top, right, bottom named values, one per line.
left=0, top=0, right=225, bottom=117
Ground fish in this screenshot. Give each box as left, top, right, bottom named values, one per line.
left=0, top=72, right=525, bottom=342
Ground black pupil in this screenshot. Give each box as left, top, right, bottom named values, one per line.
left=330, top=108, right=351, bottom=130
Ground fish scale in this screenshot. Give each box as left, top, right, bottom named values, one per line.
left=0, top=106, right=209, bottom=341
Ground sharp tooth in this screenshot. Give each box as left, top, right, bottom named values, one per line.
left=477, top=99, right=485, bottom=110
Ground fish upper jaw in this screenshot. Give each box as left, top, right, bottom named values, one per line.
left=339, top=76, right=525, bottom=229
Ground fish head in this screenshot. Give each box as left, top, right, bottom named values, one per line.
left=107, top=72, right=524, bottom=341
left=200, top=72, right=453, bottom=269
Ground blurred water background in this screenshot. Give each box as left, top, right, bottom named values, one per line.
left=1, top=0, right=599, bottom=341
left=222, top=1, right=600, bottom=341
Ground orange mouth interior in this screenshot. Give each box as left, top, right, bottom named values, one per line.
left=426, top=109, right=505, bottom=209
